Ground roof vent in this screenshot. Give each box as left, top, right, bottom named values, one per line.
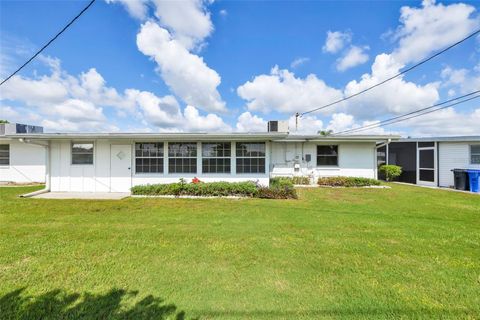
left=267, top=120, right=289, bottom=133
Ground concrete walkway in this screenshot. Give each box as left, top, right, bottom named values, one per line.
left=31, top=192, right=130, bottom=200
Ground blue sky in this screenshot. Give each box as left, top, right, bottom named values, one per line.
left=0, top=0, right=479, bottom=136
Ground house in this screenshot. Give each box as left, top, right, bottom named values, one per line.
left=378, top=136, right=480, bottom=188
left=1, top=121, right=399, bottom=193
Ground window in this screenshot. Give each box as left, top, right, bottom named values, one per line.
left=471, top=145, right=480, bottom=164
left=202, top=143, right=231, bottom=173
left=135, top=143, right=164, bottom=173
left=317, top=145, right=338, bottom=166
left=71, top=142, right=93, bottom=165
left=236, top=142, right=265, bottom=174
left=168, top=143, right=197, bottom=173
left=0, top=144, right=9, bottom=165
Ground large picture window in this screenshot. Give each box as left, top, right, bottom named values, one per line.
left=135, top=143, right=164, bottom=173
left=471, top=145, right=480, bottom=164
left=168, top=143, right=197, bottom=173
left=236, top=142, right=265, bottom=174
left=202, top=143, right=231, bottom=173
left=317, top=145, right=338, bottom=166
left=0, top=144, right=9, bottom=165
left=71, top=142, right=94, bottom=165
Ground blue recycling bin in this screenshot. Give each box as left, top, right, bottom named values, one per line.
left=466, top=170, right=480, bottom=193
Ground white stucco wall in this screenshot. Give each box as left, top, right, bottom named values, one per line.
left=50, top=139, right=270, bottom=192
left=0, top=139, right=46, bottom=183
left=438, top=142, right=480, bottom=188
left=270, top=141, right=377, bottom=181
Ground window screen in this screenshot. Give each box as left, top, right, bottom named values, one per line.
left=202, top=143, right=231, bottom=173
left=317, top=145, right=338, bottom=166
left=72, top=142, right=94, bottom=165
left=0, top=144, right=9, bottom=165
left=471, top=145, right=480, bottom=164
left=135, top=143, right=164, bottom=173
left=168, top=143, right=197, bottom=173
left=236, top=142, right=265, bottom=174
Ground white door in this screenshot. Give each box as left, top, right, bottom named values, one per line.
left=110, top=145, right=132, bottom=192
left=417, top=142, right=437, bottom=187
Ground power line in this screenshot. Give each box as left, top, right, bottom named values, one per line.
left=334, top=92, right=480, bottom=135
left=299, top=28, right=480, bottom=117
left=335, top=90, right=480, bottom=135
left=0, top=0, right=97, bottom=86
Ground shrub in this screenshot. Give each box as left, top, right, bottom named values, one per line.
left=317, top=176, right=381, bottom=187
left=292, top=176, right=311, bottom=185
left=270, top=177, right=294, bottom=189
left=379, top=165, right=402, bottom=182
left=131, top=181, right=258, bottom=197
left=256, top=186, right=297, bottom=199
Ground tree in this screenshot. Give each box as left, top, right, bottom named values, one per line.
left=318, top=130, right=333, bottom=136
left=379, top=165, right=402, bottom=182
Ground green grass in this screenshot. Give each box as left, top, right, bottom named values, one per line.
left=0, top=185, right=479, bottom=319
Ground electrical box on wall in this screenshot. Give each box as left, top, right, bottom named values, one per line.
left=305, top=154, right=311, bottom=162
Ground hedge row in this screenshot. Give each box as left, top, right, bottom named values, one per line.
left=317, top=176, right=381, bottom=187
left=131, top=180, right=297, bottom=199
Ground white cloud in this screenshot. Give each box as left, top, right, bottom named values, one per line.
left=105, top=0, right=148, bottom=20
left=235, top=112, right=267, bottom=132
left=392, top=0, right=479, bottom=65
left=219, top=9, right=228, bottom=17
left=336, top=46, right=369, bottom=71
left=137, top=21, right=226, bottom=113
left=323, top=31, right=351, bottom=54
left=326, top=113, right=355, bottom=132
left=344, top=54, right=440, bottom=117
left=441, top=66, right=480, bottom=94
left=237, top=65, right=343, bottom=114
left=289, top=114, right=323, bottom=134
left=183, top=105, right=231, bottom=132
left=290, top=57, right=310, bottom=69
left=152, top=0, right=213, bottom=50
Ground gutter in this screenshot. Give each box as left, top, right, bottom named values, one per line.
left=18, top=138, right=51, bottom=197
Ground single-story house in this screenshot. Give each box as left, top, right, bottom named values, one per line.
left=1, top=122, right=399, bottom=192
left=378, top=136, right=480, bottom=188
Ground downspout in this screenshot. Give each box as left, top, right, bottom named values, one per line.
left=18, top=138, right=50, bottom=197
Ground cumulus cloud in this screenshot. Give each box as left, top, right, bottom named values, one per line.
left=344, top=54, right=440, bottom=117
left=323, top=31, right=351, bottom=54
left=391, top=0, right=479, bottom=65
left=236, top=112, right=267, bottom=132
left=237, top=66, right=343, bottom=114
left=336, top=46, right=369, bottom=71
left=105, top=0, right=148, bottom=20
left=441, top=66, right=480, bottom=94
left=137, top=21, right=226, bottom=113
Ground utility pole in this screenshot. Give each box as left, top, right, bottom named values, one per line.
left=295, top=112, right=300, bottom=132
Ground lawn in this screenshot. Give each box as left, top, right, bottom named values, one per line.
left=0, top=185, right=479, bottom=319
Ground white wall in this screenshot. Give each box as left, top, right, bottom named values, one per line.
left=439, top=142, right=480, bottom=188
left=270, top=142, right=377, bottom=181
left=0, top=139, right=45, bottom=183
left=50, top=139, right=270, bottom=192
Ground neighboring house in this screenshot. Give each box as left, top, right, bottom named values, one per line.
left=378, top=136, right=480, bottom=188
left=1, top=121, right=399, bottom=192
left=0, top=123, right=46, bottom=184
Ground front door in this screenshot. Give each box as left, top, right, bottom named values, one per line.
left=417, top=142, right=436, bottom=187
left=110, top=145, right=132, bottom=192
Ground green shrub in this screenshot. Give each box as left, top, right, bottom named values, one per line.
left=379, top=165, right=402, bottom=182
left=292, top=176, right=311, bottom=185
left=270, top=177, right=294, bottom=189
left=256, top=186, right=297, bottom=199
left=131, top=181, right=258, bottom=197
left=317, top=176, right=381, bottom=187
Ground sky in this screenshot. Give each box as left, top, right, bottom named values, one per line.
left=0, top=0, right=479, bottom=137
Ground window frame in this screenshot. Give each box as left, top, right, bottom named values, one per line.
left=0, top=144, right=10, bottom=166
left=470, top=144, right=480, bottom=165
left=71, top=141, right=94, bottom=165
left=135, top=142, right=164, bottom=174
left=168, top=142, right=198, bottom=174
left=201, top=142, right=231, bottom=174
left=235, top=142, right=266, bottom=174
left=316, top=145, right=339, bottom=167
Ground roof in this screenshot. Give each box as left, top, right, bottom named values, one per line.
left=399, top=136, right=480, bottom=142
left=3, top=132, right=400, bottom=142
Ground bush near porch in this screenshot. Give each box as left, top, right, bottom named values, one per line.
left=318, top=176, right=381, bottom=187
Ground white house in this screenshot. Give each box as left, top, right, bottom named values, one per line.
left=1, top=122, right=399, bottom=192
left=378, top=136, right=480, bottom=188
